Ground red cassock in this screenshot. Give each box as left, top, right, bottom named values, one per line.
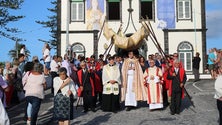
left=162, top=64, right=171, bottom=91
left=163, top=71, right=171, bottom=91
left=77, top=69, right=95, bottom=97
left=95, top=62, right=101, bottom=71
left=168, top=67, right=185, bottom=99
left=93, top=70, right=102, bottom=93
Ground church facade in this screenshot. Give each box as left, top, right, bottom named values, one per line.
left=57, top=0, right=207, bottom=73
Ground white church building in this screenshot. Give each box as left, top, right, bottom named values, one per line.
left=57, top=0, right=207, bottom=74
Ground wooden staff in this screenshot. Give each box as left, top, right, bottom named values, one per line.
left=141, top=19, right=166, bottom=59
left=97, top=19, right=106, bottom=43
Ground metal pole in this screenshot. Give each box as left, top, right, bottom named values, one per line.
left=66, top=0, right=70, bottom=53
left=194, top=8, right=197, bottom=52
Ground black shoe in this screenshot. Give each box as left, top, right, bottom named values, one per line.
left=176, top=112, right=180, bottom=115
left=150, top=109, right=155, bottom=112
left=112, top=111, right=118, bottom=113
left=82, top=109, right=88, bottom=113
left=126, top=107, right=131, bottom=111
left=91, top=108, right=96, bottom=112
left=171, top=112, right=175, bottom=115
left=163, top=102, right=169, bottom=108
left=194, top=79, right=200, bottom=82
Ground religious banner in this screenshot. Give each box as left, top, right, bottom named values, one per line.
left=86, top=0, right=105, bottom=30
left=157, top=0, right=176, bottom=29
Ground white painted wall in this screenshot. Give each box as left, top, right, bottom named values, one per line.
left=60, top=0, right=204, bottom=73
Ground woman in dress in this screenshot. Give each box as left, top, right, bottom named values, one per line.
left=53, top=67, right=77, bottom=125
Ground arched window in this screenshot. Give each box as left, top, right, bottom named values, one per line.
left=71, top=43, right=85, bottom=57
left=177, top=41, right=193, bottom=71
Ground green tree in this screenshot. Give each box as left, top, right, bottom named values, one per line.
left=0, top=62, right=4, bottom=69
left=8, top=43, right=30, bottom=60
left=36, top=0, right=58, bottom=51
left=0, top=0, right=25, bottom=41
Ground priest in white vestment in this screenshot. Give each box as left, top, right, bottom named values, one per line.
left=121, top=51, right=147, bottom=111
left=144, top=59, right=163, bottom=110
left=102, top=56, right=121, bottom=112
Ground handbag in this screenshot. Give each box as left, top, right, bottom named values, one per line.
left=23, top=71, right=32, bottom=94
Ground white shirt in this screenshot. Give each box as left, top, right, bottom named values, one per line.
left=175, top=68, right=179, bottom=74
left=20, top=48, right=25, bottom=55
left=43, top=49, right=51, bottom=62
left=61, top=60, right=72, bottom=76
left=50, top=60, right=58, bottom=72
left=53, top=77, right=77, bottom=97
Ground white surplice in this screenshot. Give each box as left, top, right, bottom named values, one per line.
left=125, top=69, right=137, bottom=106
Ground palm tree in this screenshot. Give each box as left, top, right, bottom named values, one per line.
left=8, top=43, right=30, bottom=60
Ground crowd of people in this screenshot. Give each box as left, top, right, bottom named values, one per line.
left=40, top=49, right=189, bottom=125
left=207, top=48, right=222, bottom=79
left=0, top=43, right=191, bottom=125
left=208, top=48, right=222, bottom=125
left=6, top=44, right=222, bottom=125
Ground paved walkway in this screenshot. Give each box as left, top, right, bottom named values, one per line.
left=8, top=79, right=219, bottom=125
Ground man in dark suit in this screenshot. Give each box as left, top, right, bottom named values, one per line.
left=167, top=59, right=187, bottom=115
left=192, top=52, right=201, bottom=82
left=77, top=61, right=96, bottom=113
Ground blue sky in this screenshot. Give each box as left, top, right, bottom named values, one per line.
left=0, top=0, right=222, bottom=62
left=0, top=0, right=54, bottom=62
left=206, top=0, right=222, bottom=51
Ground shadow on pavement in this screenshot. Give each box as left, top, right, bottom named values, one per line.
left=78, top=113, right=112, bottom=125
